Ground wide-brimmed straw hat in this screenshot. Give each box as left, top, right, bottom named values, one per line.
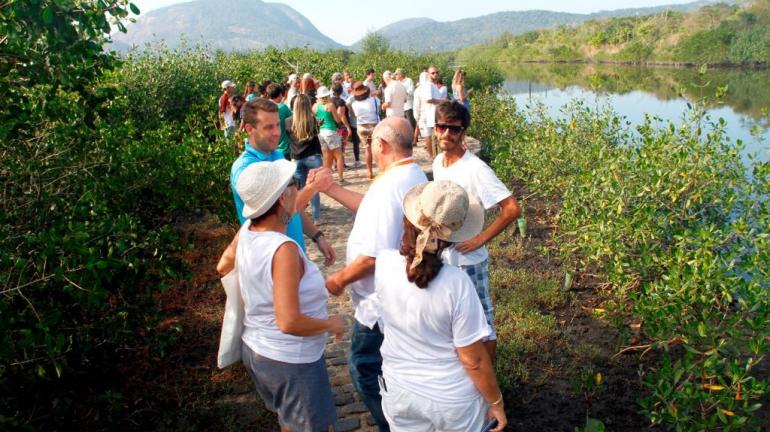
left=236, top=160, right=297, bottom=220
left=352, top=81, right=369, bottom=97
left=403, top=180, right=484, bottom=243
left=316, top=86, right=331, bottom=99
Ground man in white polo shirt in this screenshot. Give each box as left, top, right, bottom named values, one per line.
left=310, top=116, right=426, bottom=432
left=381, top=70, right=406, bottom=119
left=432, top=100, right=521, bottom=360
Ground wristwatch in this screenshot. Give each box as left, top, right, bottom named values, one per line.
left=311, top=231, right=324, bottom=244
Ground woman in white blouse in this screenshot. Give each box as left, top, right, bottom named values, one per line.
left=375, top=180, right=507, bottom=432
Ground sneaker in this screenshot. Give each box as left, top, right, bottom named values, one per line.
left=353, top=161, right=362, bottom=168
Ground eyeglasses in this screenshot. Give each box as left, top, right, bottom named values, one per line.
left=435, top=123, right=464, bottom=134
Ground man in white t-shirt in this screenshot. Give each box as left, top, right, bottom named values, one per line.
left=394, top=68, right=415, bottom=129
left=413, top=65, right=444, bottom=159
left=381, top=70, right=406, bottom=118
left=308, top=116, right=427, bottom=431
left=432, top=100, right=521, bottom=360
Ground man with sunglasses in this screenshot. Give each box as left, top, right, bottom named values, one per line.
left=432, top=100, right=521, bottom=361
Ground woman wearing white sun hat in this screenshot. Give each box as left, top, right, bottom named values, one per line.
left=217, top=159, right=344, bottom=432
left=374, top=180, right=507, bottom=432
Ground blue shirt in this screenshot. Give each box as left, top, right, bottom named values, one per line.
left=230, top=139, right=306, bottom=252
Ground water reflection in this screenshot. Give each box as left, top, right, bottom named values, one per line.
left=502, top=63, right=770, bottom=162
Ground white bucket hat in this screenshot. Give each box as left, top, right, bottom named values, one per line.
left=402, top=180, right=484, bottom=268
left=221, top=80, right=235, bottom=89
left=316, top=86, right=331, bottom=99
left=236, top=160, right=297, bottom=220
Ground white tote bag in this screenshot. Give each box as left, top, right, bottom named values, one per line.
left=217, top=269, right=244, bottom=369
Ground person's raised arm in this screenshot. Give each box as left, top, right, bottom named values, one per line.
left=306, top=168, right=364, bottom=212
left=272, top=242, right=344, bottom=339
left=456, top=341, right=507, bottom=432
left=216, top=232, right=239, bottom=276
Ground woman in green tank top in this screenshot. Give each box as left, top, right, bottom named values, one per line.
left=313, top=86, right=346, bottom=183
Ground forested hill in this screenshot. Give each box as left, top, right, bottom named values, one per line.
left=351, top=0, right=721, bottom=52
left=458, top=1, right=770, bottom=65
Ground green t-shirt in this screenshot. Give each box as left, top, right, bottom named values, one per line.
left=277, top=102, right=292, bottom=157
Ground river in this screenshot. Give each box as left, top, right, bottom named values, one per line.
left=500, top=63, right=770, bottom=163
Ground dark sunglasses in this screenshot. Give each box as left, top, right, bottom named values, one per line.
left=435, top=123, right=464, bottom=134
left=287, top=177, right=300, bottom=188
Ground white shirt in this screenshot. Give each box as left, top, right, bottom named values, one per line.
left=437, top=85, right=448, bottom=100
left=364, top=78, right=377, bottom=95
left=376, top=249, right=490, bottom=404
left=342, top=81, right=352, bottom=100
left=432, top=150, right=513, bottom=266
left=351, top=97, right=380, bottom=125
left=415, top=82, right=441, bottom=128
left=222, top=99, right=236, bottom=128
left=237, top=225, right=329, bottom=363
left=345, top=94, right=357, bottom=127
left=346, top=161, right=427, bottom=328
left=384, top=80, right=406, bottom=118
left=400, top=77, right=415, bottom=111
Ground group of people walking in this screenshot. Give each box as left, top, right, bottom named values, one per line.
left=216, top=66, right=515, bottom=432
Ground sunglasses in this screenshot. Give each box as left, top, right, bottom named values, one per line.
left=287, top=177, right=300, bottom=189
left=435, top=123, right=464, bottom=134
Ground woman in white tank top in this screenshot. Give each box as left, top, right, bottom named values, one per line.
left=217, top=159, right=344, bottom=431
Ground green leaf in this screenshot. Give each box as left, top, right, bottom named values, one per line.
left=42, top=7, right=54, bottom=25
left=129, top=3, right=140, bottom=15
left=585, top=418, right=605, bottom=432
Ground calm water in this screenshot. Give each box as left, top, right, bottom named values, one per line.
left=501, top=63, right=770, bottom=163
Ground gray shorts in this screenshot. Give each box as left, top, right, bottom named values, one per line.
left=242, top=344, right=337, bottom=431
left=319, top=130, right=341, bottom=151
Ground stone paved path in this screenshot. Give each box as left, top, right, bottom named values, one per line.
left=304, top=137, right=480, bottom=432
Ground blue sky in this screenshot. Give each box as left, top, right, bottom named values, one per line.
left=132, top=0, right=696, bottom=45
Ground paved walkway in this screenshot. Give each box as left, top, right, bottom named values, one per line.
left=305, top=137, right=480, bottom=431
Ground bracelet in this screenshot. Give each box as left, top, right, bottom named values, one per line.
left=311, top=231, right=324, bottom=243
left=490, top=393, right=504, bottom=406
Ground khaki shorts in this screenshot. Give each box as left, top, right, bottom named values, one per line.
left=357, top=124, right=377, bottom=148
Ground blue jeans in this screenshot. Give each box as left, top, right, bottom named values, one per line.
left=349, top=321, right=389, bottom=432
left=294, top=154, right=322, bottom=221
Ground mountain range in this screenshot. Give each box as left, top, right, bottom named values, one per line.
left=110, top=0, right=723, bottom=53
left=111, top=0, right=342, bottom=52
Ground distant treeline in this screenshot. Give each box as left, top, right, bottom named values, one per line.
left=459, top=1, right=770, bottom=66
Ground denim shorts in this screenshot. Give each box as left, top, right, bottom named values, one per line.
left=459, top=259, right=496, bottom=341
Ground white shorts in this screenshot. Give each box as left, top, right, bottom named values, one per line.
left=318, top=130, right=341, bottom=151
left=380, top=376, right=487, bottom=432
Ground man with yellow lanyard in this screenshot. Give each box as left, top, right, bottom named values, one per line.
left=309, top=116, right=426, bottom=431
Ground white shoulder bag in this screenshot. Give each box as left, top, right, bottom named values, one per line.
left=217, top=269, right=244, bottom=368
